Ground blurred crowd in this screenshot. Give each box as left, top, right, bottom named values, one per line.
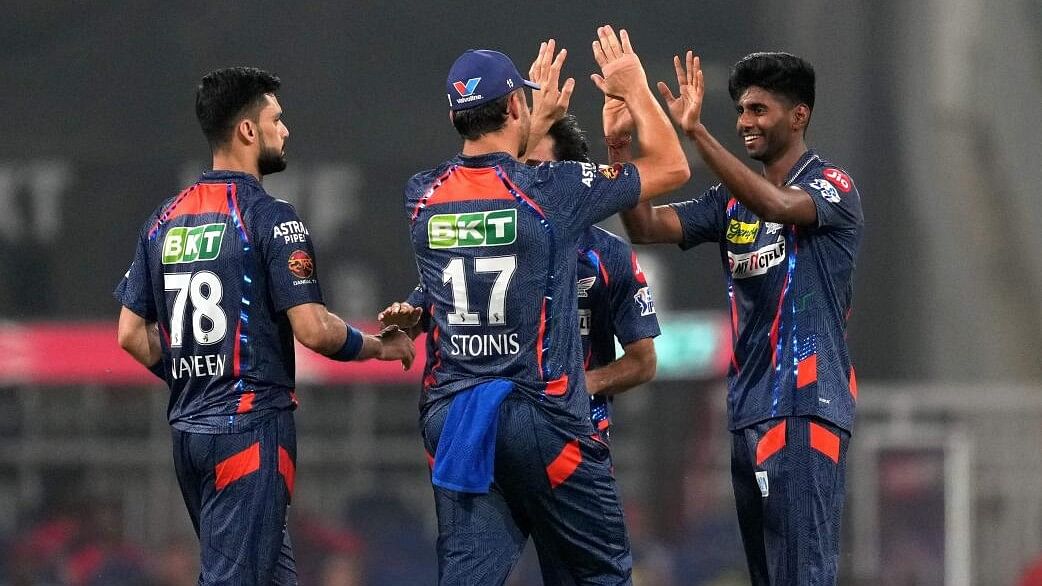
left=0, top=492, right=753, bottom=586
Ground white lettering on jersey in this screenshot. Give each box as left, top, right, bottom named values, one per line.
left=579, top=162, right=595, bottom=188
left=449, top=333, right=520, bottom=357
left=170, top=353, right=226, bottom=380
left=727, top=237, right=787, bottom=279
left=273, top=221, right=311, bottom=244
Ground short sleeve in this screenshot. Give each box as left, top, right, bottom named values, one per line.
left=606, top=241, right=661, bottom=346
left=258, top=201, right=325, bottom=312
left=668, top=185, right=726, bottom=250
left=114, top=226, right=157, bottom=321
left=537, top=161, right=641, bottom=232
left=795, top=166, right=863, bottom=231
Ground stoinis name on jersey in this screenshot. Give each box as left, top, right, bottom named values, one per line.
left=428, top=209, right=516, bottom=249
left=273, top=221, right=310, bottom=244
left=162, top=224, right=226, bottom=264
left=728, top=237, right=787, bottom=279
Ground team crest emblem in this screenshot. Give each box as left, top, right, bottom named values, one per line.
left=598, top=164, right=621, bottom=180
left=577, top=276, right=597, bottom=297
left=453, top=77, right=481, bottom=97
left=288, top=250, right=314, bottom=279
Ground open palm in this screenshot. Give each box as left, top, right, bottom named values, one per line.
left=656, top=51, right=704, bottom=135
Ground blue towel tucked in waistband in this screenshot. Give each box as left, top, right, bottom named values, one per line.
left=432, top=379, right=514, bottom=493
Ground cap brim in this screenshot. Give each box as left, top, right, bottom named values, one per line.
left=523, top=80, right=541, bottom=90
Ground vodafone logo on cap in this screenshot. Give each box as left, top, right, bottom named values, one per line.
left=823, top=168, right=853, bottom=193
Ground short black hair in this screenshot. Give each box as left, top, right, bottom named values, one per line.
left=728, top=52, right=815, bottom=111
left=195, top=67, right=281, bottom=149
left=546, top=114, right=590, bottom=163
left=451, top=92, right=514, bottom=140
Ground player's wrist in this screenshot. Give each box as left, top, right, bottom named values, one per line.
left=605, top=134, right=632, bottom=149
left=328, top=325, right=364, bottom=361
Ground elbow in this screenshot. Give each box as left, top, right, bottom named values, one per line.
left=666, top=159, right=691, bottom=191
left=635, top=347, right=657, bottom=385
left=116, top=329, right=135, bottom=354
left=627, top=229, right=656, bottom=245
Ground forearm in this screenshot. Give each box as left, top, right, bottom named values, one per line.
left=586, top=352, right=655, bottom=397
left=628, top=90, right=687, bottom=194
left=686, top=123, right=794, bottom=221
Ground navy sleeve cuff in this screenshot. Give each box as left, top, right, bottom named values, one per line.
left=328, top=325, right=364, bottom=362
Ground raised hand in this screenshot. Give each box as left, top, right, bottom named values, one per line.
left=528, top=39, right=575, bottom=133
left=378, top=301, right=422, bottom=330
left=602, top=95, right=633, bottom=140
left=590, top=26, right=647, bottom=102
left=656, top=51, right=704, bottom=135
left=376, top=325, right=416, bottom=370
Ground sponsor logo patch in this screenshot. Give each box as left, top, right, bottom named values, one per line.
left=288, top=250, right=314, bottom=279
left=453, top=77, right=481, bottom=97
left=809, top=178, right=840, bottom=203
left=726, top=219, right=760, bottom=244
left=727, top=237, right=786, bottom=279
left=162, top=223, right=226, bottom=264
left=823, top=168, right=853, bottom=192
left=756, top=470, right=769, bottom=497
left=634, top=286, right=656, bottom=316
left=764, top=222, right=783, bottom=235
left=598, top=164, right=621, bottom=180
left=428, top=209, right=517, bottom=249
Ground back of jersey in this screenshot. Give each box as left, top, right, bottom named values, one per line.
left=406, top=152, right=642, bottom=423
left=117, top=171, right=318, bottom=432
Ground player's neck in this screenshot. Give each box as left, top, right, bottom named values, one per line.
left=211, top=150, right=261, bottom=182
left=461, top=131, right=520, bottom=159
left=761, top=140, right=808, bottom=186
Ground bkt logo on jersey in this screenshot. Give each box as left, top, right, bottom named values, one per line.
left=634, top=286, right=656, bottom=316
left=162, top=224, right=226, bottom=264
left=428, top=209, right=516, bottom=248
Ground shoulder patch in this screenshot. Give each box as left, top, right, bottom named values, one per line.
left=822, top=168, right=853, bottom=193
left=598, top=164, right=621, bottom=180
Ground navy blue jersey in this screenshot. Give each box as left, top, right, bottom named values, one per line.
left=670, top=150, right=863, bottom=431
left=115, top=171, right=324, bottom=433
left=578, top=227, right=661, bottom=431
left=405, top=152, right=640, bottom=428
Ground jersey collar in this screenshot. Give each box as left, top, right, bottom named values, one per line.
left=199, top=169, right=262, bottom=188
left=782, top=149, right=820, bottom=186
left=453, top=152, right=515, bottom=167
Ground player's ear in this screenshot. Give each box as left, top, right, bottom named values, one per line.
left=503, top=90, right=520, bottom=121
left=792, top=104, right=810, bottom=133
left=236, top=118, right=257, bottom=145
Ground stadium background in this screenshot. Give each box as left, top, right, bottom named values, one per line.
left=1, top=1, right=1040, bottom=584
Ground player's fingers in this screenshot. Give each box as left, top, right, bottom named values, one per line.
left=694, top=57, right=703, bottom=96
left=596, top=26, right=616, bottom=61
left=602, top=25, right=621, bottom=58
left=673, top=55, right=685, bottom=87
left=591, top=73, right=607, bottom=94
left=688, top=52, right=696, bottom=85
left=592, top=41, right=608, bottom=68
left=558, top=77, right=575, bottom=110
left=529, top=41, right=546, bottom=80
left=548, top=48, right=567, bottom=88
left=619, top=29, right=633, bottom=54
left=657, top=80, right=676, bottom=104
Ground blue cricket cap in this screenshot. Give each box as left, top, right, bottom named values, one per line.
left=446, top=49, right=540, bottom=111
